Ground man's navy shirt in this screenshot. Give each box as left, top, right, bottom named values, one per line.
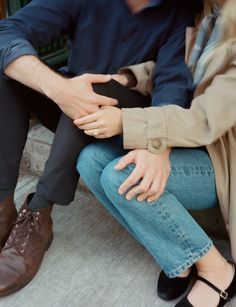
left=0, top=0, right=201, bottom=107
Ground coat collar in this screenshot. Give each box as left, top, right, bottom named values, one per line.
left=195, top=41, right=236, bottom=96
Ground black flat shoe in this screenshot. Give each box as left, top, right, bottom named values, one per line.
left=175, top=264, right=236, bottom=307
left=157, top=266, right=196, bottom=301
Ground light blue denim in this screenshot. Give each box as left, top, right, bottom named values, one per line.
left=77, top=137, right=218, bottom=278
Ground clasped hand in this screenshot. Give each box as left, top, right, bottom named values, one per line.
left=74, top=106, right=123, bottom=138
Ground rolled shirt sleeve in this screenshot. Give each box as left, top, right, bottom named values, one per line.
left=0, top=0, right=79, bottom=76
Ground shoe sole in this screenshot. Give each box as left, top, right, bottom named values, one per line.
left=0, top=235, right=54, bottom=298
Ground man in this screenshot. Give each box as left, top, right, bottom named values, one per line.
left=0, top=0, right=200, bottom=296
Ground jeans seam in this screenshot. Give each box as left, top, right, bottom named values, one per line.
left=154, top=201, right=196, bottom=257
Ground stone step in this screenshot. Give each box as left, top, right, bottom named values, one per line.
left=22, top=123, right=54, bottom=175
left=22, top=124, right=228, bottom=240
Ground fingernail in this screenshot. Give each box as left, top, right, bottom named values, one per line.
left=126, top=196, right=131, bottom=200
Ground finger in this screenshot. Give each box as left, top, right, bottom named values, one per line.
left=126, top=175, right=152, bottom=201
left=84, top=129, right=104, bottom=137
left=118, top=166, right=142, bottom=195
left=77, top=122, right=100, bottom=131
left=137, top=178, right=160, bottom=202
left=111, top=74, right=127, bottom=86
left=74, top=113, right=99, bottom=126
left=83, top=73, right=112, bottom=83
left=93, top=93, right=118, bottom=106
left=114, top=152, right=135, bottom=171
left=94, top=133, right=110, bottom=139
left=147, top=178, right=166, bottom=202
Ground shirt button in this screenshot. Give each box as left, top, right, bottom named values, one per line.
left=152, top=140, right=161, bottom=149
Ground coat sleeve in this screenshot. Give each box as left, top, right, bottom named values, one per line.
left=118, top=61, right=155, bottom=96
left=122, top=59, right=236, bottom=153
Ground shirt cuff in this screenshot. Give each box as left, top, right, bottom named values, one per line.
left=122, top=107, right=168, bottom=154
left=0, top=39, right=38, bottom=76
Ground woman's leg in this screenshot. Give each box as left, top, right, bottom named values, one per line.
left=78, top=138, right=141, bottom=240
left=100, top=148, right=216, bottom=277
left=99, top=148, right=234, bottom=306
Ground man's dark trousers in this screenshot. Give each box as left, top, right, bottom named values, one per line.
left=0, top=77, right=150, bottom=205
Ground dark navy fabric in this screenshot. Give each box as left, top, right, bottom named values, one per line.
left=0, top=0, right=202, bottom=107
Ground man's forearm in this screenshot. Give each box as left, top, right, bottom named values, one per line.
left=4, top=55, right=116, bottom=120
left=4, top=55, right=64, bottom=100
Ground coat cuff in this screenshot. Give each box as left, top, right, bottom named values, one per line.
left=118, top=61, right=155, bottom=96
left=122, top=107, right=168, bottom=154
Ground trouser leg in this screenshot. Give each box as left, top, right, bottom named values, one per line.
left=0, top=78, right=31, bottom=201
left=0, top=76, right=63, bottom=202
left=35, top=79, right=151, bottom=206
left=0, top=78, right=29, bottom=201
left=100, top=148, right=217, bottom=277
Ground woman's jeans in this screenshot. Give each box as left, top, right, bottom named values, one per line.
left=77, top=138, right=218, bottom=277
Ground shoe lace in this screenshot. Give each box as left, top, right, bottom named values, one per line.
left=3, top=209, right=40, bottom=253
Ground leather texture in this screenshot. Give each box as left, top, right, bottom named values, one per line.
left=157, top=267, right=195, bottom=301
left=0, top=195, right=53, bottom=297
left=0, top=197, right=17, bottom=248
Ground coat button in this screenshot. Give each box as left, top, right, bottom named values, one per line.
left=152, top=140, right=161, bottom=149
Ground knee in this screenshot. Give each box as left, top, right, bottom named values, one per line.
left=100, top=158, right=125, bottom=197
left=77, top=142, right=113, bottom=187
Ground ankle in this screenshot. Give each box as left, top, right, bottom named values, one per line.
left=28, top=193, right=53, bottom=212
left=177, top=267, right=191, bottom=278
left=198, top=261, right=234, bottom=288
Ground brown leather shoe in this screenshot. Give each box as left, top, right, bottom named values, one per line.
left=0, top=195, right=53, bottom=297
left=0, top=197, right=17, bottom=248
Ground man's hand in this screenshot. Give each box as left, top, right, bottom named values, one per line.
left=74, top=106, right=122, bottom=138
left=49, top=74, right=118, bottom=120
left=5, top=56, right=117, bottom=120
left=115, top=149, right=171, bottom=202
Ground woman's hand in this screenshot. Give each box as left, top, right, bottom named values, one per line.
left=115, top=149, right=171, bottom=202
left=111, top=74, right=130, bottom=86
left=74, top=106, right=122, bottom=138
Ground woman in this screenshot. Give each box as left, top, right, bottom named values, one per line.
left=76, top=0, right=236, bottom=306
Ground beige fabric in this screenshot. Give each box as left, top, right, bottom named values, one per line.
left=122, top=41, right=236, bottom=263
left=118, top=61, right=155, bottom=95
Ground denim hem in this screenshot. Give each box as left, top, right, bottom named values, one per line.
left=0, top=189, right=15, bottom=202
left=166, top=240, right=213, bottom=278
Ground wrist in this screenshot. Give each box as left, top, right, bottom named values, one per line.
left=42, top=73, right=66, bottom=104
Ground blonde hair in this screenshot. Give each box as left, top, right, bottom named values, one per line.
left=203, top=0, right=236, bottom=62
left=219, top=0, right=236, bottom=42
left=204, top=0, right=214, bottom=16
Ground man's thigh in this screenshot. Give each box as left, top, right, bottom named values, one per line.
left=0, top=77, right=61, bottom=133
